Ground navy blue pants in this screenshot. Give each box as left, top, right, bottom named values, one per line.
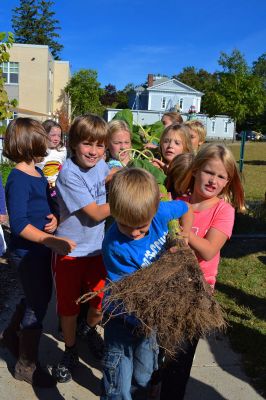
left=10, top=246, right=53, bottom=329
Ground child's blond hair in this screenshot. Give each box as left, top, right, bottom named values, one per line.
left=161, top=112, right=183, bottom=125
left=160, top=123, right=193, bottom=155
left=107, top=120, right=132, bottom=140
left=180, top=144, right=245, bottom=212
left=184, top=120, right=206, bottom=144
left=166, top=153, right=195, bottom=196
left=69, top=113, right=108, bottom=153
left=109, top=168, right=160, bottom=226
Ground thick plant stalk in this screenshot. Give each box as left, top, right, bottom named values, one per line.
left=77, top=221, right=226, bottom=354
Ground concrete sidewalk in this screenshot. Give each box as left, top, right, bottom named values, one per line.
left=0, top=292, right=264, bottom=400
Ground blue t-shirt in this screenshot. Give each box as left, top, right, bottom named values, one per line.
left=5, top=168, right=53, bottom=255
left=56, top=157, right=109, bottom=257
left=103, top=200, right=188, bottom=283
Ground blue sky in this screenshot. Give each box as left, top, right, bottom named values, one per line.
left=0, top=0, right=266, bottom=89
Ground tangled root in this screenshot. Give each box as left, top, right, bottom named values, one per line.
left=78, top=238, right=226, bottom=355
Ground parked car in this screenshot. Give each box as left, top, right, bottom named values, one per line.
left=236, top=131, right=262, bottom=141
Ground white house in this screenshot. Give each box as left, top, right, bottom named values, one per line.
left=106, top=74, right=235, bottom=140
left=128, top=74, right=203, bottom=113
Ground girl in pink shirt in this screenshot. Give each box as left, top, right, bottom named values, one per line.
left=160, top=144, right=245, bottom=400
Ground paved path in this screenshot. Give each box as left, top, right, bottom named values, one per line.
left=0, top=291, right=264, bottom=400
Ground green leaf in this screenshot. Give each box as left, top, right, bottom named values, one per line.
left=128, top=158, right=166, bottom=185
left=112, top=109, right=133, bottom=131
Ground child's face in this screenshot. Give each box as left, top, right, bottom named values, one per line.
left=48, top=127, right=62, bottom=149
left=117, top=220, right=152, bottom=240
left=108, top=130, right=131, bottom=164
left=161, top=116, right=172, bottom=127
left=161, top=131, right=184, bottom=165
left=74, top=139, right=105, bottom=169
left=193, top=158, right=228, bottom=200
left=189, top=129, right=203, bottom=151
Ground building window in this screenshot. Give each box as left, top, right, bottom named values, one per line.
left=179, top=98, right=183, bottom=110
left=211, top=120, right=215, bottom=132
left=161, top=97, right=166, bottom=109
left=224, top=121, right=228, bottom=133
left=0, top=62, right=19, bottom=84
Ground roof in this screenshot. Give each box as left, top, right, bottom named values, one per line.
left=135, top=77, right=204, bottom=95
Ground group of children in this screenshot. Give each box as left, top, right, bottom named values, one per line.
left=0, top=111, right=245, bottom=400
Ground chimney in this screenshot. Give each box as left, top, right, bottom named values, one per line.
left=147, top=74, right=154, bottom=87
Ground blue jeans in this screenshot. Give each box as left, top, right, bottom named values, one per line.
left=101, top=318, right=159, bottom=400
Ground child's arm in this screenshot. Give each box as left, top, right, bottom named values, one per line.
left=179, top=203, right=194, bottom=244
left=189, top=228, right=228, bottom=261
left=81, top=203, right=110, bottom=222
left=19, top=224, right=76, bottom=255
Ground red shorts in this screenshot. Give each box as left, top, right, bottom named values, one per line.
left=52, top=254, right=107, bottom=316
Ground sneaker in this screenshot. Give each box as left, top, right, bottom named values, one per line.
left=79, top=323, right=104, bottom=360
left=53, top=346, right=79, bottom=383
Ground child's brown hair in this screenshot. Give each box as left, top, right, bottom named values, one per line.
left=166, top=153, right=195, bottom=197
left=42, top=119, right=64, bottom=149
left=3, top=117, right=48, bottom=163
left=69, top=113, right=108, bottom=153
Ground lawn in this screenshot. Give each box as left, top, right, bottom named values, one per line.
left=227, top=141, right=266, bottom=201
left=216, top=142, right=266, bottom=397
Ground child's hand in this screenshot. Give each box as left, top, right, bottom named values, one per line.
left=44, top=214, right=58, bottom=234
left=43, top=236, right=76, bottom=255
left=151, top=159, right=167, bottom=173
left=144, top=142, right=158, bottom=149
left=0, top=214, right=7, bottom=224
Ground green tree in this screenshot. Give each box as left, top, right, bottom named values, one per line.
left=100, top=84, right=118, bottom=106
left=34, top=1, right=63, bottom=59
left=12, top=0, right=63, bottom=59
left=65, top=69, right=104, bottom=118
left=215, top=50, right=265, bottom=126
left=11, top=0, right=38, bottom=43
left=253, top=53, right=266, bottom=87
left=0, top=32, right=17, bottom=122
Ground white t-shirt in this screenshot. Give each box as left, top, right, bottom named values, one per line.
left=36, top=147, right=67, bottom=186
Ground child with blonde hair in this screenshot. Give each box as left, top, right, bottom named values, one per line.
left=160, top=143, right=245, bottom=400
left=153, top=123, right=193, bottom=171
left=101, top=168, right=193, bottom=400
left=107, top=120, right=132, bottom=168
left=161, top=111, right=183, bottom=127
left=184, top=120, right=206, bottom=152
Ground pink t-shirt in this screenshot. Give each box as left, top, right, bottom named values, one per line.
left=177, top=197, right=235, bottom=287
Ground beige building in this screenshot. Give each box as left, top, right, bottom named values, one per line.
left=1, top=43, right=71, bottom=123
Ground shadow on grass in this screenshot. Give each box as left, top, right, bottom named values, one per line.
left=215, top=282, right=266, bottom=322
left=233, top=212, right=266, bottom=234
left=221, top=237, right=266, bottom=258
left=237, top=160, right=266, bottom=166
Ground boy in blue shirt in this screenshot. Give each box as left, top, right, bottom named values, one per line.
left=101, top=168, right=193, bottom=400
left=53, top=114, right=111, bottom=383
